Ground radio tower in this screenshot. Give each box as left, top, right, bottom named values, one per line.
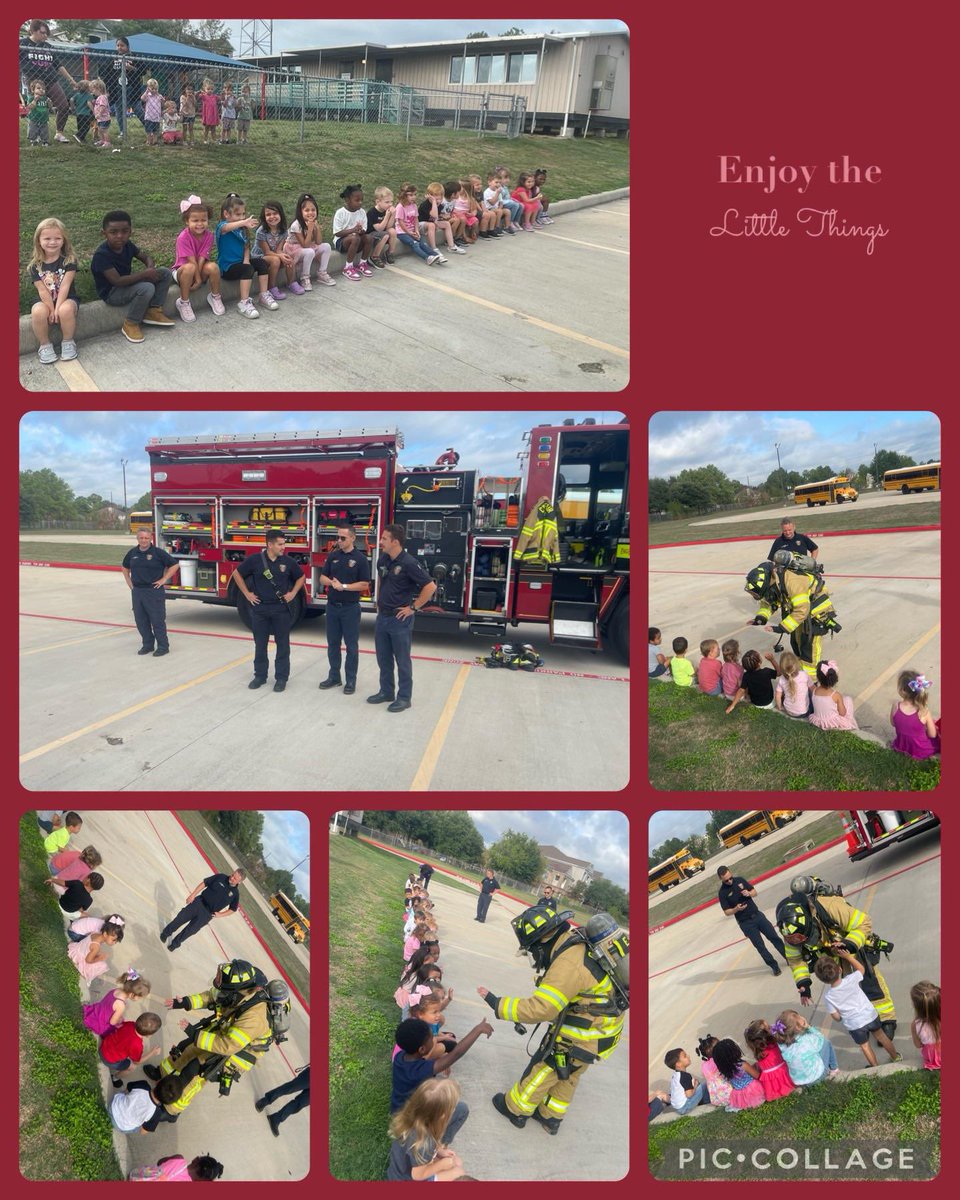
left=238, top=19, right=273, bottom=58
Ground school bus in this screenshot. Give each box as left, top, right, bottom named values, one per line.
left=648, top=847, right=705, bottom=894
left=792, top=477, right=859, bottom=506
left=128, top=510, right=154, bottom=534
left=882, top=462, right=941, bottom=494
left=718, top=810, right=802, bottom=849
left=269, top=891, right=310, bottom=944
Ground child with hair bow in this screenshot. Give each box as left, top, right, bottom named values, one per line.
left=172, top=195, right=223, bottom=322
left=808, top=659, right=858, bottom=731
left=772, top=1010, right=839, bottom=1085
left=891, top=670, right=940, bottom=758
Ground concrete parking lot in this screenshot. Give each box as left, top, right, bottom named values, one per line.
left=18, top=197, right=629, bottom=393
left=19, top=562, right=630, bottom=792
left=35, top=810, right=309, bottom=1181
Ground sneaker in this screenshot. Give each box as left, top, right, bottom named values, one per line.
left=54, top=131, right=70, bottom=143
left=72, top=133, right=84, bottom=145
left=342, top=265, right=361, bottom=280
left=298, top=276, right=312, bottom=291
left=143, top=306, right=175, bottom=326
left=175, top=297, right=196, bottom=322
left=370, top=255, right=387, bottom=268
left=384, top=252, right=396, bottom=264
left=358, top=261, right=374, bottom=277
left=287, top=280, right=306, bottom=294
left=238, top=299, right=260, bottom=319
left=37, top=343, right=58, bottom=364
left=490, top=229, right=503, bottom=238
left=542, top=215, right=555, bottom=224
left=206, top=292, right=225, bottom=316
left=121, top=320, right=144, bottom=343
left=426, top=254, right=441, bottom=266
left=270, top=286, right=287, bottom=300
left=506, top=225, right=518, bottom=235
left=510, top=223, right=522, bottom=233
left=450, top=244, right=467, bottom=254
left=478, top=230, right=491, bottom=239
left=112, top=147, right=121, bottom=153
left=315, top=270, right=337, bottom=286
left=454, top=238, right=466, bottom=247
left=258, top=290, right=278, bottom=310
left=60, top=340, right=78, bottom=361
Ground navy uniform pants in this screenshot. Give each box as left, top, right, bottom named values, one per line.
left=251, top=602, right=293, bottom=682
left=132, top=587, right=169, bottom=651
left=325, top=603, right=361, bottom=685
left=374, top=613, right=414, bottom=701
left=161, top=897, right=214, bottom=949
left=737, top=912, right=785, bottom=969
left=262, top=1066, right=311, bottom=1125
left=477, top=892, right=493, bottom=922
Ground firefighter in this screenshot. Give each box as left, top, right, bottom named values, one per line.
left=231, top=529, right=305, bottom=693
left=317, top=522, right=371, bottom=695
left=121, top=528, right=181, bottom=657
left=514, top=496, right=561, bottom=563
left=745, top=550, right=841, bottom=676
left=477, top=904, right=625, bottom=1135
left=775, top=879, right=896, bottom=1038
left=144, top=959, right=273, bottom=1115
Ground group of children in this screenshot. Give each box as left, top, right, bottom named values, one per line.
left=388, top=869, right=488, bottom=1181
left=23, top=76, right=255, bottom=151
left=26, top=168, right=554, bottom=360
left=34, top=811, right=224, bottom=1181
left=655, top=975, right=940, bottom=1121
left=649, top=627, right=941, bottom=757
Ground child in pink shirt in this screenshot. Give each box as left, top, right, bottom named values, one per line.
left=47, top=844, right=102, bottom=883
left=721, top=639, right=744, bottom=699
left=697, top=639, right=723, bottom=695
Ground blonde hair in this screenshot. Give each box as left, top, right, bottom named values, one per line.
left=146, top=78, right=159, bottom=90
left=721, top=639, right=740, bottom=663
left=30, top=218, right=74, bottom=272
left=699, top=638, right=718, bottom=658
left=425, top=181, right=444, bottom=197
left=773, top=1009, right=805, bottom=1046
left=90, top=78, right=106, bottom=95
left=898, top=670, right=930, bottom=713
left=389, top=1077, right=461, bottom=1164
left=116, top=969, right=151, bottom=999
left=778, top=651, right=802, bottom=701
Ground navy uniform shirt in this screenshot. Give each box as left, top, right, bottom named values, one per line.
left=324, top=544, right=371, bottom=605
left=200, top=873, right=241, bottom=913
left=768, top=532, right=818, bottom=560
left=122, top=543, right=178, bottom=587
left=480, top=875, right=500, bottom=895
left=377, top=550, right=432, bottom=611
left=237, top=552, right=303, bottom=604
left=718, top=876, right=762, bottom=923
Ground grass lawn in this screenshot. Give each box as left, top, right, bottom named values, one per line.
left=18, top=120, right=629, bottom=311
left=329, top=834, right=421, bottom=1181
left=19, top=541, right=125, bottom=565
left=649, top=499, right=940, bottom=545
left=649, top=1070, right=940, bottom=1180
left=19, top=814, right=123, bottom=1181
left=647, top=812, right=847, bottom=926
left=648, top=683, right=940, bottom=792
left=174, top=811, right=309, bottom=1006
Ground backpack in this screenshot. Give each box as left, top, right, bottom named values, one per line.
left=557, top=913, right=629, bottom=1015
left=250, top=505, right=290, bottom=523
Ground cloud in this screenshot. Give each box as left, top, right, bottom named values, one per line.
left=468, top=809, right=629, bottom=887
left=261, top=811, right=310, bottom=901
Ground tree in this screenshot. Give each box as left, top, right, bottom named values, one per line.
left=583, top=878, right=629, bottom=924
left=134, top=491, right=152, bottom=510
left=486, top=829, right=544, bottom=884
left=211, top=810, right=264, bottom=857
left=705, top=810, right=748, bottom=851
left=802, top=465, right=837, bottom=483
left=648, top=477, right=671, bottom=513
left=188, top=18, right=234, bottom=56
left=19, top=468, right=77, bottom=522
left=873, top=449, right=916, bottom=480
left=568, top=879, right=588, bottom=902
left=466, top=31, right=489, bottom=38
left=499, top=27, right=526, bottom=35
left=431, top=811, right=484, bottom=863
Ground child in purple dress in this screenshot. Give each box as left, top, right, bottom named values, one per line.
left=891, top=671, right=940, bottom=758
left=82, top=967, right=150, bottom=1035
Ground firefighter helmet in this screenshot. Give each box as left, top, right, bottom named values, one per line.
left=215, top=959, right=260, bottom=992
left=511, top=902, right=573, bottom=953
left=745, top=562, right=771, bottom=597
left=775, top=896, right=818, bottom=945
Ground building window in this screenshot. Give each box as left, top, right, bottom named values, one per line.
left=476, top=53, right=506, bottom=84
left=451, top=54, right=507, bottom=84
left=507, top=52, right=538, bottom=83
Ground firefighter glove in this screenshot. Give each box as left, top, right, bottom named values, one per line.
left=797, top=980, right=812, bottom=1001
left=770, top=624, right=787, bottom=634
left=482, top=991, right=500, bottom=1013
left=752, top=615, right=768, bottom=626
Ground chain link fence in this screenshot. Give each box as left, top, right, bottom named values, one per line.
left=25, top=45, right=525, bottom=141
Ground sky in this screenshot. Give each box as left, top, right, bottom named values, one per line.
left=468, top=809, right=629, bottom=888
left=648, top=810, right=712, bottom=855
left=648, top=410, right=940, bottom=486
left=260, top=810, right=310, bottom=901
left=223, top=19, right=628, bottom=54
left=19, top=409, right=622, bottom=505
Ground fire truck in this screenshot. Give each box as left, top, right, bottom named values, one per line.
left=145, top=419, right=630, bottom=659
left=844, top=810, right=939, bottom=861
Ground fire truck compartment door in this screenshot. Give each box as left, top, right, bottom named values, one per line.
left=547, top=568, right=603, bottom=648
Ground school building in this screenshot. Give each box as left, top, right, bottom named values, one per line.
left=239, top=31, right=630, bottom=136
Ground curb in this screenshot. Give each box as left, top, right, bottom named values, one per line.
left=19, top=188, right=629, bottom=355
left=650, top=523, right=940, bottom=550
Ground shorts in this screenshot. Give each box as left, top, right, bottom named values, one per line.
left=370, top=229, right=392, bottom=244
left=849, top=1015, right=882, bottom=1045
left=162, top=131, right=182, bottom=143
left=143, top=120, right=160, bottom=134
left=649, top=663, right=668, bottom=678
left=99, top=1044, right=132, bottom=1072
left=181, top=115, right=195, bottom=125
left=222, top=116, right=235, bottom=130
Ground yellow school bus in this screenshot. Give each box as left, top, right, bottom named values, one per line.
left=128, top=510, right=154, bottom=534
left=648, top=847, right=705, bottom=894
left=718, top=810, right=801, bottom=849
left=792, top=477, right=858, bottom=506
left=882, top=462, right=940, bottom=494
left=270, top=891, right=310, bottom=943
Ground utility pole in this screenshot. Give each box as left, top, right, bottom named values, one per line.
left=774, top=442, right=785, bottom=497
left=121, top=458, right=128, bottom=510
left=873, top=442, right=879, bottom=490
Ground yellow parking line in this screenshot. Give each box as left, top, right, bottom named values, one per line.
left=19, top=653, right=253, bottom=764
left=388, top=267, right=628, bottom=358
left=854, top=621, right=940, bottom=708
left=55, top=358, right=101, bottom=391
left=21, top=628, right=128, bottom=656
left=409, top=664, right=471, bottom=790
left=534, top=231, right=629, bottom=255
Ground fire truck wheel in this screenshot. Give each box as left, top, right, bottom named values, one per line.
left=606, top=598, right=629, bottom=664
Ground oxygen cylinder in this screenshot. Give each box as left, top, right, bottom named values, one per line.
left=877, top=811, right=904, bottom=833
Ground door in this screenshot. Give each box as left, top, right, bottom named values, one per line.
left=375, top=57, right=393, bottom=83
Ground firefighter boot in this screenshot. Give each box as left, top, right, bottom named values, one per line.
left=531, top=1107, right=562, bottom=1135
left=492, top=1092, right=527, bottom=1128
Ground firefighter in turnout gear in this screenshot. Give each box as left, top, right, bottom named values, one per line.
left=145, top=960, right=274, bottom=1114
left=478, top=904, right=627, bottom=1135
left=745, top=551, right=841, bottom=676
left=514, top=496, right=561, bottom=563
left=775, top=880, right=896, bottom=1039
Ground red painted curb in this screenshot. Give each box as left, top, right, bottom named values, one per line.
left=649, top=524, right=939, bottom=551
left=19, top=559, right=120, bottom=570
left=648, top=835, right=846, bottom=934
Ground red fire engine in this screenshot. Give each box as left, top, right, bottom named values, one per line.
left=844, top=810, right=939, bottom=861
left=145, top=419, right=630, bottom=659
